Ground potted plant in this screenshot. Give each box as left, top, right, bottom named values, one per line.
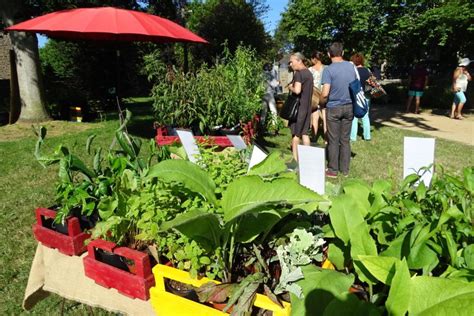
left=151, top=46, right=264, bottom=148
left=144, top=152, right=328, bottom=314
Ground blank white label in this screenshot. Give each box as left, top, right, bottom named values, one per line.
left=226, top=135, right=247, bottom=150
left=176, top=129, right=201, bottom=163
left=248, top=145, right=267, bottom=172
left=297, top=145, right=325, bottom=194
left=403, top=137, right=435, bottom=186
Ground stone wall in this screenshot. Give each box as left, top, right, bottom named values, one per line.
left=0, top=34, right=12, bottom=80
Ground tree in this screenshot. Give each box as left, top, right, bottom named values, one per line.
left=187, top=0, right=271, bottom=63
left=0, top=0, right=49, bottom=122
left=276, top=0, right=474, bottom=68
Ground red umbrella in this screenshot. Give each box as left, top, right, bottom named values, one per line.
left=5, top=6, right=207, bottom=44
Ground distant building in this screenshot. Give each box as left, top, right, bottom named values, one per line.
left=0, top=33, right=19, bottom=124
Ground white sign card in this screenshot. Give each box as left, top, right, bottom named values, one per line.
left=403, top=137, right=435, bottom=186
left=247, top=144, right=268, bottom=172
left=297, top=145, right=325, bottom=194
left=226, top=135, right=247, bottom=150
left=176, top=129, right=201, bottom=163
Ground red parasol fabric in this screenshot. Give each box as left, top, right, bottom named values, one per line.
left=5, top=6, right=207, bottom=44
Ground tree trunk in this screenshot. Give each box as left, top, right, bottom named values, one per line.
left=1, top=0, right=50, bottom=123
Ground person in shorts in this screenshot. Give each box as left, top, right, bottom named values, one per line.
left=405, top=62, right=428, bottom=114
left=288, top=52, right=313, bottom=161
left=450, top=58, right=471, bottom=119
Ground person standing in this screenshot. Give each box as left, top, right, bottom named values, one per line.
left=308, top=51, right=327, bottom=142
left=405, top=62, right=429, bottom=114
left=320, top=42, right=356, bottom=177
left=451, top=58, right=471, bottom=119
left=350, top=53, right=372, bottom=141
left=288, top=52, right=313, bottom=161
left=263, top=63, right=279, bottom=124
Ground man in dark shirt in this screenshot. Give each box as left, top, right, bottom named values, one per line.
left=320, top=42, right=357, bottom=177
left=288, top=52, right=313, bottom=161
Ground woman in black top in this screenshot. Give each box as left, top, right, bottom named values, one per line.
left=288, top=52, right=314, bottom=161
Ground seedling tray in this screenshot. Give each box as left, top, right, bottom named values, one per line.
left=32, top=207, right=90, bottom=256
left=83, top=239, right=155, bottom=300
left=150, top=264, right=291, bottom=315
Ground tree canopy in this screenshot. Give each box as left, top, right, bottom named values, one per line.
left=277, top=0, right=473, bottom=67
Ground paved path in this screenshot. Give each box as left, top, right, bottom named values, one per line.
left=371, top=104, right=474, bottom=146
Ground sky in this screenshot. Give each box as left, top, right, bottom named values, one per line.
left=37, top=0, right=288, bottom=47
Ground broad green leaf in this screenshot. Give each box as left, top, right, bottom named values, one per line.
left=290, top=265, right=354, bottom=316
left=234, top=210, right=283, bottom=243
left=463, top=244, right=474, bottom=270
left=147, top=159, right=217, bottom=205
left=323, top=292, right=381, bottom=316
left=328, top=242, right=348, bottom=270
left=409, top=276, right=474, bottom=315
left=463, top=167, right=474, bottom=194
left=221, top=176, right=322, bottom=223
left=328, top=194, right=377, bottom=277
left=386, top=259, right=411, bottom=316
left=98, top=196, right=118, bottom=219
left=357, top=255, right=398, bottom=285
left=160, top=209, right=222, bottom=252
left=248, top=151, right=287, bottom=176
left=342, top=179, right=371, bottom=217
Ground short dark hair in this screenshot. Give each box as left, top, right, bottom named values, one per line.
left=328, top=42, right=343, bottom=57
left=350, top=53, right=365, bottom=66
left=311, top=50, right=325, bottom=61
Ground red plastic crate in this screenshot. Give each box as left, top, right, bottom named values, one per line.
left=155, top=127, right=233, bottom=147
left=32, top=207, right=90, bottom=256
left=83, top=239, right=155, bottom=300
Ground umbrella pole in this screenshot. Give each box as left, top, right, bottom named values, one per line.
left=115, top=48, right=125, bottom=125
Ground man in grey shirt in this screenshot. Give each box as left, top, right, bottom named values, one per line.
left=321, top=42, right=357, bottom=177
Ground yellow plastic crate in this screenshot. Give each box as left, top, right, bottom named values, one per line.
left=150, top=264, right=291, bottom=316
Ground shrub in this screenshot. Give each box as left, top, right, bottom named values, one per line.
left=150, top=45, right=264, bottom=133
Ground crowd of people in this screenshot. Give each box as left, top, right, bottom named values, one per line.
left=269, top=42, right=471, bottom=178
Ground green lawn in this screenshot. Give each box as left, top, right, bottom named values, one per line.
left=0, top=100, right=472, bottom=314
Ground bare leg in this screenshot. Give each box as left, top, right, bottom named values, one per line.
left=415, top=96, right=421, bottom=113
left=457, top=102, right=465, bottom=119
left=450, top=102, right=456, bottom=118
left=302, top=135, right=310, bottom=146
left=292, top=135, right=301, bottom=161
left=406, top=96, right=413, bottom=112
left=311, top=111, right=320, bottom=138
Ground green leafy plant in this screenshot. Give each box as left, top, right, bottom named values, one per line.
left=150, top=45, right=265, bottom=133
left=146, top=153, right=326, bottom=313
left=273, top=228, right=325, bottom=298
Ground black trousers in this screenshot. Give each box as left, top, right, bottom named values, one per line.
left=327, top=104, right=353, bottom=174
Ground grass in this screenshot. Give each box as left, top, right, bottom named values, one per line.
left=0, top=98, right=472, bottom=314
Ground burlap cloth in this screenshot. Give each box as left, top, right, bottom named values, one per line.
left=23, top=244, right=156, bottom=315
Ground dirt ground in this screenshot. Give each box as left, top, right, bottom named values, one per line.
left=371, top=104, right=474, bottom=146
left=0, top=121, right=100, bottom=142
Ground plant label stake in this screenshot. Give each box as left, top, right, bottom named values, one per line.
left=297, top=145, right=325, bottom=194
left=226, top=135, right=247, bottom=150
left=248, top=145, right=268, bottom=172
left=176, top=129, right=201, bottom=163
left=403, top=137, right=435, bottom=186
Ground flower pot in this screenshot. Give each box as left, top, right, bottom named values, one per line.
left=150, top=264, right=291, bottom=316
left=83, top=239, right=155, bottom=300
left=32, top=207, right=91, bottom=256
